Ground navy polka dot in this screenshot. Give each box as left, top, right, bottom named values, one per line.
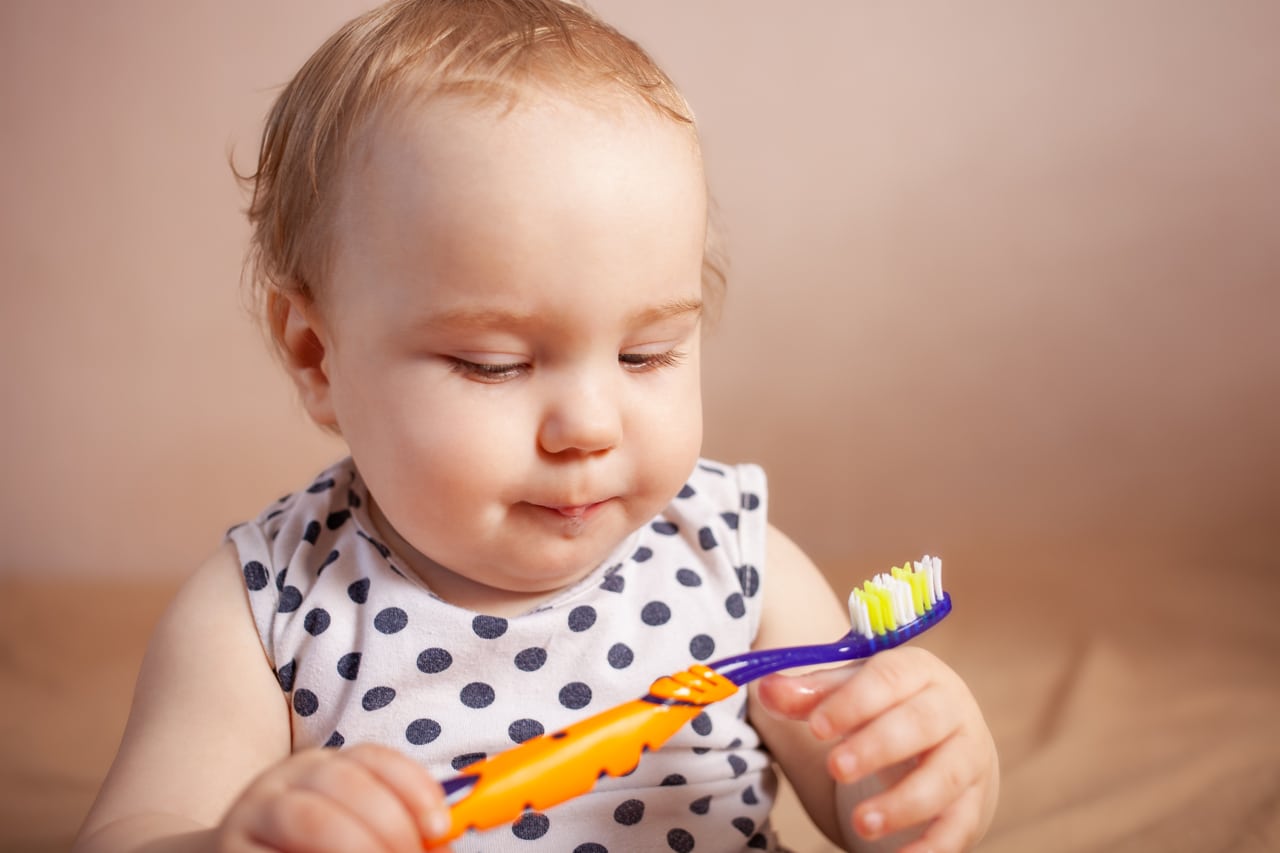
left=607, top=643, right=634, bottom=669
left=742, top=492, right=760, bottom=510
left=668, top=828, right=696, bottom=852
left=315, top=549, right=340, bottom=574
left=736, top=565, right=760, bottom=597
left=677, top=484, right=696, bottom=498
left=452, top=752, right=486, bottom=770
left=720, top=512, right=740, bottom=530
left=323, top=730, right=344, bottom=748
left=662, top=774, right=687, bottom=786
left=308, top=477, right=336, bottom=493
left=748, top=833, right=769, bottom=848
left=733, top=817, right=756, bottom=836
left=406, top=718, right=441, bottom=745
left=689, top=634, right=715, bottom=660
left=274, top=659, right=296, bottom=692
left=728, top=754, right=748, bottom=777
left=347, top=578, right=370, bottom=603
left=742, top=785, right=759, bottom=805
left=508, top=718, right=545, bottom=743
left=691, top=712, right=712, bottom=736
left=575, top=845, right=609, bottom=853
left=472, top=615, right=508, bottom=639
left=303, top=608, right=330, bottom=635
left=325, top=509, right=350, bottom=529
left=347, top=489, right=362, bottom=508
left=651, top=520, right=679, bottom=535
left=275, top=568, right=287, bottom=591
left=613, top=799, right=645, bottom=825
left=642, top=601, right=671, bottom=626
left=243, top=561, right=268, bottom=591
left=600, top=567, right=626, bottom=593
left=689, top=796, right=711, bottom=814
left=515, top=647, right=548, bottom=671
left=302, top=521, right=321, bottom=544
left=512, top=812, right=550, bottom=840
left=632, top=546, right=654, bottom=563
left=362, top=686, right=396, bottom=711
left=417, top=647, right=453, bottom=674
left=568, top=605, right=597, bottom=632
left=336, top=652, right=361, bottom=680
left=374, top=607, right=408, bottom=633
left=698, top=527, right=718, bottom=550
left=278, top=586, right=303, bottom=613
left=559, top=682, right=592, bottom=710
left=461, top=682, right=496, bottom=709
left=676, top=568, right=702, bottom=587
left=293, top=689, right=318, bottom=717
left=725, top=593, right=746, bottom=619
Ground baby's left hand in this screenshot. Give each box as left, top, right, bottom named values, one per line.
left=758, top=647, right=998, bottom=852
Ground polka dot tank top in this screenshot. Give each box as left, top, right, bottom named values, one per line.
left=229, top=457, right=786, bottom=852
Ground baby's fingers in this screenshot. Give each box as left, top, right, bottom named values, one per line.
left=897, top=783, right=989, bottom=853
left=342, top=744, right=452, bottom=844
left=810, top=647, right=941, bottom=742
left=848, top=732, right=979, bottom=842
left=824, top=678, right=958, bottom=784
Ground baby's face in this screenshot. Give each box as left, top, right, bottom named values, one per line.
left=312, top=92, right=708, bottom=606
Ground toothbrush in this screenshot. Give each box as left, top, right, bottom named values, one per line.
left=430, top=555, right=951, bottom=846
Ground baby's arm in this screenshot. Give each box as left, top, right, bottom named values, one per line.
left=74, top=543, right=451, bottom=853
left=749, top=527, right=999, bottom=853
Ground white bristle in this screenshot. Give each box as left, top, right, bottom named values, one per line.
left=895, top=576, right=913, bottom=623
left=876, top=572, right=913, bottom=626
left=847, top=589, right=872, bottom=639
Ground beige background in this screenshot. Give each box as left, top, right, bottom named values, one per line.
left=2, top=1, right=1277, bottom=579
left=3, top=4, right=1280, bottom=852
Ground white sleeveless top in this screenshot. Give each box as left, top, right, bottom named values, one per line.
left=228, top=457, right=785, bottom=852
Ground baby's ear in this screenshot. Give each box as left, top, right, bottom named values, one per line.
left=276, top=289, right=338, bottom=428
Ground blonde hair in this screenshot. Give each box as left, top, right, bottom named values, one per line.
left=240, top=0, right=725, bottom=356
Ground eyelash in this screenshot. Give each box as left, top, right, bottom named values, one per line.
left=447, top=351, right=686, bottom=383
left=619, top=350, right=686, bottom=372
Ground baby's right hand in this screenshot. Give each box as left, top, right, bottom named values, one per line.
left=215, top=743, right=453, bottom=852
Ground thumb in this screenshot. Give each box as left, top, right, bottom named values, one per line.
left=756, top=663, right=861, bottom=721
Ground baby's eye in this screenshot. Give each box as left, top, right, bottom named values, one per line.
left=447, top=357, right=528, bottom=383
left=619, top=350, right=685, bottom=372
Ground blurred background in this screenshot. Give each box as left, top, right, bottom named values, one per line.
left=2, top=1, right=1276, bottom=579
left=2, top=2, right=1278, bottom=851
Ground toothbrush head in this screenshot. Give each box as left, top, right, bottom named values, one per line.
left=848, top=555, right=948, bottom=643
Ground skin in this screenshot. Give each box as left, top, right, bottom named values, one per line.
left=75, top=90, right=998, bottom=853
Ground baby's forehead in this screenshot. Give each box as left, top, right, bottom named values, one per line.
left=338, top=85, right=704, bottom=208
left=356, top=78, right=699, bottom=157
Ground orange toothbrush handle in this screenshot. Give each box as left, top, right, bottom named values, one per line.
left=431, top=664, right=738, bottom=846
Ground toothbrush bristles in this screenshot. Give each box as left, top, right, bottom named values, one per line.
left=848, top=556, right=945, bottom=640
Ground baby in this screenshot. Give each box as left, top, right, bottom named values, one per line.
left=76, top=2, right=998, bottom=851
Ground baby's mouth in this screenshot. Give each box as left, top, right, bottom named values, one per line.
left=534, top=500, right=609, bottom=536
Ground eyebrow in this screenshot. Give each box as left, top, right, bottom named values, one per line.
left=420, top=297, right=703, bottom=331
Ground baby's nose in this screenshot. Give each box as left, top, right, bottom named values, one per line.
left=537, top=372, right=622, bottom=455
